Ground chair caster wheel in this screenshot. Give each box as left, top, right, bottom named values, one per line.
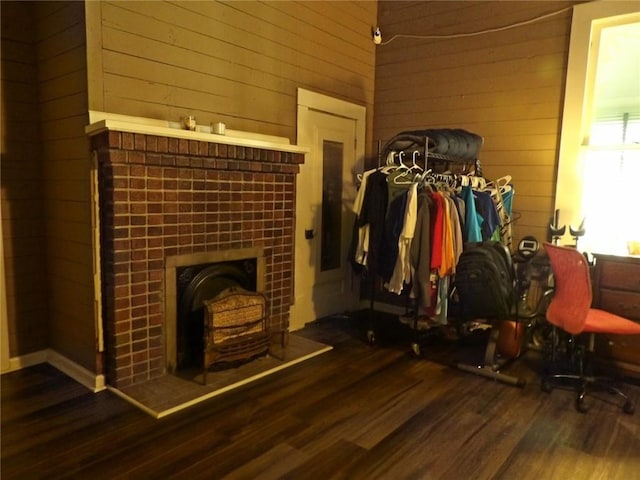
left=623, top=401, right=635, bottom=415
left=576, top=396, right=588, bottom=413
left=541, top=379, right=552, bottom=393
left=410, top=342, right=423, bottom=358
left=366, top=330, right=376, bottom=346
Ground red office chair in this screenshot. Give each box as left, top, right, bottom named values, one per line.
left=542, top=243, right=640, bottom=414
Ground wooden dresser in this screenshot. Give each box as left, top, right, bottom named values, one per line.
left=591, top=253, right=640, bottom=370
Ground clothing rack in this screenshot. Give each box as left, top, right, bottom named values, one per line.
left=363, top=133, right=486, bottom=352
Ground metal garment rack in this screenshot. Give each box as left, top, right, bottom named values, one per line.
left=367, top=133, right=532, bottom=388
left=365, top=136, right=483, bottom=351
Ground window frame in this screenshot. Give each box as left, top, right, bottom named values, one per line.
left=554, top=1, right=640, bottom=249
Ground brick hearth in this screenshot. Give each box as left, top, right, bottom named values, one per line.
left=90, top=125, right=305, bottom=388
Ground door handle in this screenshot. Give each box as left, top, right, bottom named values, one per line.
left=305, top=229, right=315, bottom=239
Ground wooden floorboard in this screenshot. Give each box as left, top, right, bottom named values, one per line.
left=2, top=314, right=640, bottom=479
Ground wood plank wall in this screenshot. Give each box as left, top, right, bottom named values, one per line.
left=35, top=1, right=96, bottom=370
left=1, top=1, right=96, bottom=367
left=1, top=1, right=378, bottom=370
left=86, top=0, right=377, bottom=372
left=374, top=1, right=579, bottom=244
left=1, top=2, right=49, bottom=356
left=1, top=0, right=585, bottom=366
left=89, top=1, right=377, bottom=147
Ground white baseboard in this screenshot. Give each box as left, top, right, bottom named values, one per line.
left=46, top=349, right=106, bottom=392
left=7, top=349, right=48, bottom=371
left=4, top=349, right=106, bottom=393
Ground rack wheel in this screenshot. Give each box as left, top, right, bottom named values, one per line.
left=623, top=401, right=635, bottom=415
left=576, top=396, right=588, bottom=413
left=410, top=342, right=423, bottom=358
left=541, top=379, right=553, bottom=393
left=366, top=330, right=376, bottom=346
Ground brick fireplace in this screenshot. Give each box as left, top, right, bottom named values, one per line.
left=88, top=116, right=306, bottom=388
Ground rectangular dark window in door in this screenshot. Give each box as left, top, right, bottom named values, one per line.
left=321, top=140, right=343, bottom=271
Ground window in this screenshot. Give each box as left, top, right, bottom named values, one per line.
left=321, top=140, right=344, bottom=271
left=555, top=2, right=640, bottom=255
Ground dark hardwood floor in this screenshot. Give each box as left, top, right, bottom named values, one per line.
left=2, top=314, right=640, bottom=479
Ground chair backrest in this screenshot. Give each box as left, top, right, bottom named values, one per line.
left=543, top=243, right=592, bottom=335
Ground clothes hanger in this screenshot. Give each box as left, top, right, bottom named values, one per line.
left=378, top=150, right=399, bottom=174
left=398, top=151, right=410, bottom=170
left=497, top=175, right=513, bottom=195
left=388, top=151, right=419, bottom=183
left=411, top=151, right=423, bottom=171
left=392, top=152, right=419, bottom=183
left=470, top=175, right=487, bottom=190
left=496, top=174, right=511, bottom=188
left=484, top=175, right=510, bottom=193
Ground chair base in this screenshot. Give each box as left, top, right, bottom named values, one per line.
left=541, top=328, right=636, bottom=415
left=541, top=373, right=635, bottom=415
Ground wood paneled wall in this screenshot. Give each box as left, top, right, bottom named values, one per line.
left=1, top=1, right=49, bottom=356
left=87, top=1, right=377, bottom=147
left=36, top=1, right=96, bottom=370
left=374, top=1, right=578, bottom=244
left=2, top=0, right=583, bottom=367
left=2, top=1, right=377, bottom=372
left=1, top=1, right=95, bottom=367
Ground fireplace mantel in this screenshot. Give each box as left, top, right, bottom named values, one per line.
left=88, top=113, right=307, bottom=388
left=86, top=111, right=309, bottom=154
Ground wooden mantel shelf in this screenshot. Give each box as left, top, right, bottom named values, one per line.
left=85, top=111, right=309, bottom=154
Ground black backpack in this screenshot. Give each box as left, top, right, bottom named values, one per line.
left=453, top=241, right=515, bottom=320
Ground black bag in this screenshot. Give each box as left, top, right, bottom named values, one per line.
left=453, top=241, right=515, bottom=320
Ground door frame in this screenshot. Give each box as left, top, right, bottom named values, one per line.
left=291, top=89, right=366, bottom=330
left=297, top=89, right=366, bottom=155
left=1, top=208, right=10, bottom=373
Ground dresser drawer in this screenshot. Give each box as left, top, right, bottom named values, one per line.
left=599, top=288, right=640, bottom=321
left=595, top=334, right=640, bottom=366
left=599, top=261, right=640, bottom=292
left=592, top=255, right=640, bottom=369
